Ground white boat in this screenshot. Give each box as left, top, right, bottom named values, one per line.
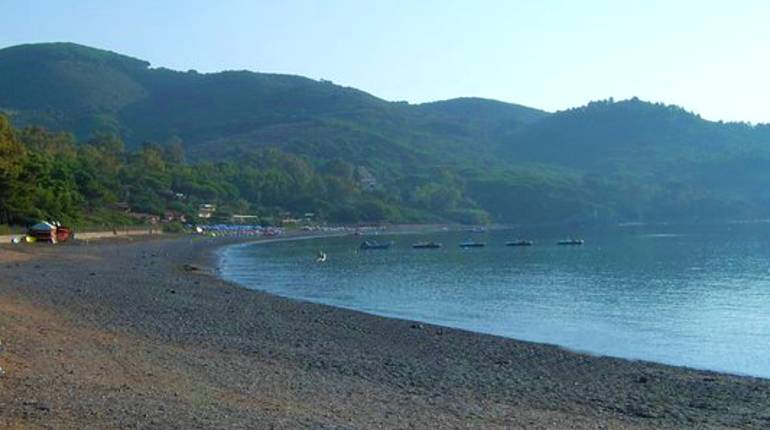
left=557, top=239, right=584, bottom=246
left=459, top=240, right=485, bottom=248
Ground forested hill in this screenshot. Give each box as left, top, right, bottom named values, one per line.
left=2, top=42, right=770, bottom=226
left=0, top=43, right=546, bottom=171
left=511, top=99, right=770, bottom=172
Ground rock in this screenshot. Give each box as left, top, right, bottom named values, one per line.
left=182, top=264, right=200, bottom=272
left=411, top=323, right=424, bottom=329
left=23, top=400, right=51, bottom=412
left=0, top=339, right=4, bottom=353
left=89, top=272, right=96, bottom=276
left=628, top=405, right=657, bottom=418
left=168, top=289, right=176, bottom=294
left=637, top=375, right=649, bottom=384
left=0, top=366, right=5, bottom=377
left=689, top=401, right=715, bottom=410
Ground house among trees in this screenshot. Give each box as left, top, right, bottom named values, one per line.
left=111, top=202, right=131, bottom=213
left=231, top=214, right=259, bottom=224
left=127, top=212, right=160, bottom=224
left=354, top=166, right=378, bottom=192
left=198, top=204, right=216, bottom=219
left=280, top=217, right=301, bottom=225
left=164, top=210, right=187, bottom=223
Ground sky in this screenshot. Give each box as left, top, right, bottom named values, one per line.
left=2, top=0, right=769, bottom=123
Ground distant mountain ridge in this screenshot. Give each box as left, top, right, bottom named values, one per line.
left=2, top=42, right=770, bottom=223
left=0, top=43, right=547, bottom=170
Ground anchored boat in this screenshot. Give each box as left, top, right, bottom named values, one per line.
left=506, top=240, right=534, bottom=247
left=412, top=241, right=442, bottom=249
left=557, top=239, right=584, bottom=246
left=459, top=240, right=486, bottom=248
left=359, top=240, right=393, bottom=250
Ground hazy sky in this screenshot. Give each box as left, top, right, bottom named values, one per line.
left=2, top=0, right=768, bottom=123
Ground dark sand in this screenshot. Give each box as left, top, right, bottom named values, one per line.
left=1, top=235, right=769, bottom=429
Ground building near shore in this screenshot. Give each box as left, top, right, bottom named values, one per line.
left=164, top=210, right=187, bottom=223
left=355, top=166, right=378, bottom=192
left=231, top=214, right=259, bottom=224
left=198, top=204, right=216, bottom=219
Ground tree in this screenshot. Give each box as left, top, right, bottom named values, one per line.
left=0, top=115, right=26, bottom=223
left=163, top=137, right=185, bottom=164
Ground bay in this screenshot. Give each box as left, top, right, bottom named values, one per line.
left=219, top=222, right=770, bottom=378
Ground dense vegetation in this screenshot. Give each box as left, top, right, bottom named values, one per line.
left=0, top=115, right=477, bottom=226
left=2, top=42, right=770, bottom=227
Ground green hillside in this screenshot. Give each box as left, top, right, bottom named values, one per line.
left=1, top=42, right=770, bottom=225
left=502, top=99, right=770, bottom=219
left=0, top=43, right=545, bottom=173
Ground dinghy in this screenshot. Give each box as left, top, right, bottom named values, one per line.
left=557, top=239, right=584, bottom=246
left=359, top=240, right=393, bottom=250
left=506, top=240, right=534, bottom=247
left=412, top=241, right=442, bottom=249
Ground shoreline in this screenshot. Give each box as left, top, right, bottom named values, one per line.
left=1, top=234, right=769, bottom=428
left=212, top=233, right=768, bottom=381
left=0, top=227, right=163, bottom=244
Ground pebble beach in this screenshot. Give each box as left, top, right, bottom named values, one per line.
left=1, top=234, right=769, bottom=429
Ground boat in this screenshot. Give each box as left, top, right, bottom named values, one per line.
left=359, top=240, right=393, bottom=250
left=557, top=239, right=584, bottom=246
left=412, top=241, right=442, bottom=249
left=506, top=240, right=534, bottom=247
left=459, top=240, right=485, bottom=248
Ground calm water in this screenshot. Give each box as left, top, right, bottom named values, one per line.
left=219, top=223, right=770, bottom=378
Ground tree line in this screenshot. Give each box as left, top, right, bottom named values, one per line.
left=0, top=114, right=494, bottom=227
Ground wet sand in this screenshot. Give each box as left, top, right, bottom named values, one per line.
left=1, top=234, right=769, bottom=429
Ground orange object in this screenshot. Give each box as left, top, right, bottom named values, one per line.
left=56, top=227, right=73, bottom=242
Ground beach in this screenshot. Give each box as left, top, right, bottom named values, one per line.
left=1, top=234, right=769, bottom=429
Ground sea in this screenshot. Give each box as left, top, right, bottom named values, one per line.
left=219, top=222, right=770, bottom=378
